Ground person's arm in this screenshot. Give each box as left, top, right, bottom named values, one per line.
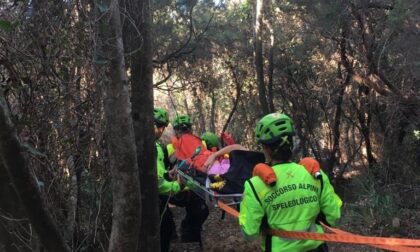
left=156, top=143, right=181, bottom=195
left=318, top=170, right=342, bottom=226
left=239, top=180, right=265, bottom=240
left=157, top=159, right=181, bottom=195
left=203, top=144, right=247, bottom=170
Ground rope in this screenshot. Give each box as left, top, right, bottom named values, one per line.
left=321, top=224, right=420, bottom=252
left=216, top=201, right=420, bottom=251
left=160, top=146, right=201, bottom=224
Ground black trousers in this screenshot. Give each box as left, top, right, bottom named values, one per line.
left=160, top=196, right=176, bottom=252
left=180, top=193, right=209, bottom=246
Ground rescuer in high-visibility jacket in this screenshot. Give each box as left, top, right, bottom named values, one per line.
left=171, top=114, right=209, bottom=247
left=154, top=108, right=182, bottom=252
left=239, top=112, right=342, bottom=252
left=154, top=108, right=182, bottom=195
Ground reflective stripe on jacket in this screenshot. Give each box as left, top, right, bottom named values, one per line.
left=156, top=142, right=180, bottom=195
left=239, top=162, right=342, bottom=252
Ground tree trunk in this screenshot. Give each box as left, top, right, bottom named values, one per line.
left=97, top=0, right=141, bottom=251
left=184, top=98, right=191, bottom=116
left=74, top=75, right=88, bottom=248
left=265, top=3, right=275, bottom=113
left=356, top=94, right=376, bottom=168
left=222, top=62, right=243, bottom=134
left=267, top=44, right=275, bottom=113
left=254, top=0, right=269, bottom=115
left=62, top=64, right=85, bottom=249
left=326, top=79, right=347, bottom=176
left=0, top=161, right=28, bottom=252
left=123, top=0, right=160, bottom=250
left=209, top=90, right=216, bottom=133
left=193, top=86, right=206, bottom=134
left=325, top=27, right=352, bottom=176
left=0, top=91, right=70, bottom=252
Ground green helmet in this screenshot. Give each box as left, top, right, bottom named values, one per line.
left=255, top=112, right=294, bottom=145
left=201, top=132, right=219, bottom=149
left=154, top=107, right=169, bottom=126
left=172, top=115, right=192, bottom=129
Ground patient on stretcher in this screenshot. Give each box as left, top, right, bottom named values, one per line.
left=207, top=157, right=230, bottom=175
left=203, top=148, right=266, bottom=193
left=169, top=130, right=246, bottom=173
left=175, top=140, right=249, bottom=191
left=169, top=132, right=256, bottom=192
left=170, top=130, right=321, bottom=194
left=205, top=152, right=322, bottom=194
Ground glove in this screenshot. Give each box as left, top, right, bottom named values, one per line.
left=210, top=180, right=226, bottom=191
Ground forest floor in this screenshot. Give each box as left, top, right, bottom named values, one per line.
left=170, top=174, right=420, bottom=252
left=170, top=205, right=419, bottom=251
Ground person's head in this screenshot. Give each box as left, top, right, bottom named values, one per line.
left=154, top=107, right=169, bottom=139
left=201, top=132, right=219, bottom=151
left=255, top=112, right=295, bottom=163
left=172, top=115, right=192, bottom=136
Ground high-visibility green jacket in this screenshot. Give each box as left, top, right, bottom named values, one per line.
left=239, top=162, right=342, bottom=252
left=156, top=142, right=180, bottom=195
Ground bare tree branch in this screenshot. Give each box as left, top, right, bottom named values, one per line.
left=0, top=89, right=70, bottom=252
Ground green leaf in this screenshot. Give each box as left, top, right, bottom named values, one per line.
left=97, top=3, right=109, bottom=13
left=21, top=143, right=47, bottom=158
left=36, top=180, right=45, bottom=188
left=0, top=20, right=13, bottom=32
left=414, top=130, right=420, bottom=140
left=94, top=55, right=109, bottom=65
